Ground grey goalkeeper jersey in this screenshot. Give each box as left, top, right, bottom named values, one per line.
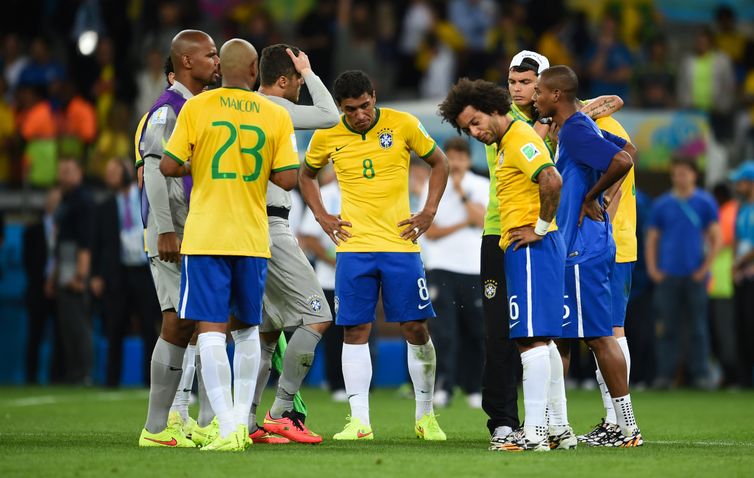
left=141, top=81, right=193, bottom=258
left=262, top=70, right=339, bottom=209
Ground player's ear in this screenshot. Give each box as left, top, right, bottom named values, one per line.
left=182, top=54, right=191, bottom=69
left=277, top=75, right=288, bottom=88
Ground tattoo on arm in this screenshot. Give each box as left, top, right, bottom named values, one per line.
left=537, top=166, right=561, bottom=222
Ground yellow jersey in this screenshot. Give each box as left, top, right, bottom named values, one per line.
left=305, top=107, right=436, bottom=253
left=495, top=120, right=557, bottom=251
left=164, top=87, right=299, bottom=257
left=134, top=112, right=148, bottom=168
left=595, top=116, right=637, bottom=263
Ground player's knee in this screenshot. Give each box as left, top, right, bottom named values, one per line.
left=401, top=320, right=429, bottom=345
left=307, top=320, right=331, bottom=336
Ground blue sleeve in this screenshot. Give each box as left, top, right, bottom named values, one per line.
left=600, top=129, right=627, bottom=148
left=647, top=198, right=664, bottom=230
left=701, top=193, right=719, bottom=228
left=560, top=118, right=622, bottom=172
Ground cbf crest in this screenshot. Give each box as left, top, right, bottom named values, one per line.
left=484, top=280, right=498, bottom=299
left=308, top=295, right=323, bottom=313
left=378, top=128, right=394, bottom=150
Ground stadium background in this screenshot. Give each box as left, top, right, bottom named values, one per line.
left=0, top=0, right=752, bottom=392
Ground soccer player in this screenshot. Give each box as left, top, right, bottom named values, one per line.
left=480, top=50, right=625, bottom=447
left=534, top=65, right=643, bottom=447
left=575, top=101, right=639, bottom=446
left=247, top=43, right=340, bottom=444
left=299, top=70, right=449, bottom=441
left=135, top=55, right=174, bottom=189
left=160, top=38, right=300, bottom=451
left=439, top=78, right=570, bottom=452
left=137, top=30, right=219, bottom=448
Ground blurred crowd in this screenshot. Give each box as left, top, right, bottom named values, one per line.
left=1, top=0, right=754, bottom=188
left=2, top=0, right=754, bottom=392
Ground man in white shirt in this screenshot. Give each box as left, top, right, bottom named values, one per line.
left=421, top=137, right=489, bottom=408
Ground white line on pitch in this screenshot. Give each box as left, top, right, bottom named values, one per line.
left=647, top=440, right=754, bottom=448
left=2, top=391, right=147, bottom=407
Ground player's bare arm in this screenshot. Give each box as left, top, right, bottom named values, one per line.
left=159, top=154, right=189, bottom=177
left=398, top=146, right=449, bottom=241
left=299, top=164, right=352, bottom=245
left=509, top=165, right=562, bottom=251
left=581, top=95, right=624, bottom=120
left=269, top=168, right=298, bottom=191
left=580, top=150, right=633, bottom=225
left=603, top=140, right=637, bottom=217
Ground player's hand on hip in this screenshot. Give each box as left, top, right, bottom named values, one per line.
left=157, top=231, right=181, bottom=263
left=398, top=210, right=434, bottom=242
left=286, top=48, right=312, bottom=75
left=508, top=226, right=544, bottom=251
left=318, top=213, right=351, bottom=245
left=579, top=199, right=604, bottom=225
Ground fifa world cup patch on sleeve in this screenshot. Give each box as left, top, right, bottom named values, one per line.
left=149, top=106, right=168, bottom=125
left=291, top=133, right=299, bottom=153
left=418, top=122, right=430, bottom=139
left=520, top=143, right=541, bottom=162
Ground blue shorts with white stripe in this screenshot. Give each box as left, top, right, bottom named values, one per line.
left=177, top=255, right=268, bottom=325
left=504, top=231, right=566, bottom=340
left=562, top=249, right=615, bottom=338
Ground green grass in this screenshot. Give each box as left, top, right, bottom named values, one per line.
left=1, top=386, right=753, bottom=477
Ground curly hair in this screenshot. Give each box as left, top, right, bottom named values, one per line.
left=438, top=78, right=511, bottom=134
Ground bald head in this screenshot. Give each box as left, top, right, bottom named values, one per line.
left=539, top=65, right=579, bottom=101
left=219, top=38, right=259, bottom=89
left=170, top=29, right=213, bottom=68
left=169, top=29, right=218, bottom=92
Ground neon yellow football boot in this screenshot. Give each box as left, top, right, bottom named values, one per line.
left=138, top=426, right=196, bottom=448
left=167, top=411, right=197, bottom=438
left=415, top=413, right=446, bottom=441
left=332, top=416, right=374, bottom=441
left=191, top=417, right=219, bottom=447
left=200, top=424, right=249, bottom=452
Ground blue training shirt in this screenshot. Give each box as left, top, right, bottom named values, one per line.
left=648, top=189, right=718, bottom=277
left=555, top=112, right=626, bottom=265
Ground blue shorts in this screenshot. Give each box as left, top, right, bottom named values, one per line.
left=178, top=255, right=267, bottom=325
left=334, top=252, right=435, bottom=326
left=562, top=250, right=614, bottom=339
left=504, top=232, right=566, bottom=339
left=611, top=262, right=634, bottom=327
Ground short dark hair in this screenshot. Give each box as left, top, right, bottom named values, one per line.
left=670, top=156, right=700, bottom=175
left=443, top=137, right=470, bottom=155
left=510, top=61, right=540, bottom=75
left=438, top=78, right=511, bottom=134
left=259, top=44, right=301, bottom=86
left=539, top=65, right=579, bottom=101
left=164, top=55, right=173, bottom=84
left=332, top=70, right=373, bottom=104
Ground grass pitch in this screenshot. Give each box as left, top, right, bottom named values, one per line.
left=1, top=386, right=753, bottom=477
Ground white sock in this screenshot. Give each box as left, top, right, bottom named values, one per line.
left=250, top=340, right=276, bottom=430
left=612, top=394, right=638, bottom=436
left=169, top=344, right=196, bottom=422
left=231, top=327, right=260, bottom=430
left=617, top=336, right=631, bottom=384
left=595, top=357, right=617, bottom=425
left=547, top=341, right=568, bottom=428
left=407, top=339, right=436, bottom=420
left=342, top=343, right=371, bottom=426
left=197, top=331, right=234, bottom=438
left=521, top=345, right=551, bottom=439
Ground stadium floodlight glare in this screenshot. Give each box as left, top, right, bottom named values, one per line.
left=78, top=30, right=98, bottom=56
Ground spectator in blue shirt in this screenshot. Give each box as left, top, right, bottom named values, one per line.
left=585, top=15, right=632, bottom=102
left=646, top=157, right=721, bottom=389
left=731, top=160, right=754, bottom=387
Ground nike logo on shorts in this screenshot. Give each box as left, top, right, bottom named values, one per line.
left=562, top=322, right=571, bottom=327
left=418, top=303, right=431, bottom=310
left=509, top=321, right=520, bottom=329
